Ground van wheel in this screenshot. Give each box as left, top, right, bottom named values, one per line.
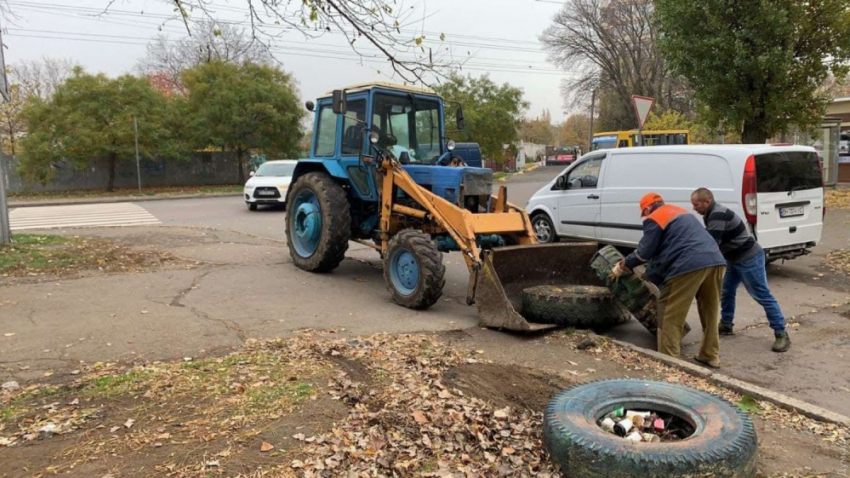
left=531, top=213, right=556, bottom=244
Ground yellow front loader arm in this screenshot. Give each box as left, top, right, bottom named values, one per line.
left=377, top=156, right=537, bottom=305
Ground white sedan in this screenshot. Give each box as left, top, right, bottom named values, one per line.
left=243, top=160, right=297, bottom=211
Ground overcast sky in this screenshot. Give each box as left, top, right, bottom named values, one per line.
left=3, top=0, right=578, bottom=122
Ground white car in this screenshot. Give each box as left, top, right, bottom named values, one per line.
left=243, top=160, right=297, bottom=210
left=526, top=144, right=824, bottom=263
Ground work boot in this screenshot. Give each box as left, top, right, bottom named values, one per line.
left=719, top=323, right=735, bottom=336
left=772, top=332, right=791, bottom=353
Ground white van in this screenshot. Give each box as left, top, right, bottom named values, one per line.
left=526, top=145, right=825, bottom=262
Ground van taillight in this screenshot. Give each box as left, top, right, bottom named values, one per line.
left=817, top=156, right=826, bottom=219
left=742, top=155, right=757, bottom=225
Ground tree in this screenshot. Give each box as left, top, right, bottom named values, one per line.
left=520, top=110, right=556, bottom=145
left=655, top=0, right=850, bottom=143
left=138, top=19, right=273, bottom=94
left=0, top=58, right=75, bottom=155
left=182, top=61, right=305, bottom=183
left=433, top=75, right=528, bottom=162
left=643, top=110, right=690, bottom=131
left=18, top=68, right=184, bottom=191
left=558, top=114, right=592, bottom=152
left=541, top=0, right=693, bottom=127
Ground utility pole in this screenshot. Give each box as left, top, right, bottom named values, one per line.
left=587, top=89, right=597, bottom=150
left=134, top=116, right=141, bottom=194
left=0, top=18, right=11, bottom=245
left=0, top=151, right=10, bottom=245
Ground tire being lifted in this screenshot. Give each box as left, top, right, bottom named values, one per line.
left=521, top=285, right=630, bottom=330
left=544, top=379, right=758, bottom=478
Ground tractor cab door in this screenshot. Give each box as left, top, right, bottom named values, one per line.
left=339, top=96, right=379, bottom=200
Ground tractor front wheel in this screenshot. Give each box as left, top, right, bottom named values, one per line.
left=285, top=172, right=351, bottom=272
left=383, top=230, right=446, bottom=309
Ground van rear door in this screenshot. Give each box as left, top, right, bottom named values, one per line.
left=753, top=151, right=824, bottom=249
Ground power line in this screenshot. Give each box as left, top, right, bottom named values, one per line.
left=6, top=32, right=572, bottom=76
left=5, top=27, right=566, bottom=73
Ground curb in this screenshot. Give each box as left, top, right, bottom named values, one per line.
left=9, top=192, right=244, bottom=208
left=594, top=334, right=850, bottom=428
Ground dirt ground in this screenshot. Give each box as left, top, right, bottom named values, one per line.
left=1, top=330, right=846, bottom=477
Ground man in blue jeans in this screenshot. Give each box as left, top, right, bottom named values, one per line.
left=691, top=188, right=790, bottom=352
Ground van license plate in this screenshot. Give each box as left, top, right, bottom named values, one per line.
left=779, top=206, right=804, bottom=218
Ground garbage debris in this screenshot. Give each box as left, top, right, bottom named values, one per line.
left=1, top=381, right=20, bottom=393
left=597, top=408, right=694, bottom=443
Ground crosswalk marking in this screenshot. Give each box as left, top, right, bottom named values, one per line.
left=9, top=203, right=161, bottom=231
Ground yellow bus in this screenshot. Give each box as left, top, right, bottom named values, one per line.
left=590, top=130, right=690, bottom=151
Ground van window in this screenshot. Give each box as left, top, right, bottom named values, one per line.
left=603, top=152, right=733, bottom=190
left=755, top=151, right=822, bottom=193
left=566, top=157, right=603, bottom=189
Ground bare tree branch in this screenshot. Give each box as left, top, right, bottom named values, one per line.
left=101, top=0, right=455, bottom=86
left=541, top=0, right=693, bottom=128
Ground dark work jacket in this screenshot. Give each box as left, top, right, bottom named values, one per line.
left=625, top=203, right=726, bottom=285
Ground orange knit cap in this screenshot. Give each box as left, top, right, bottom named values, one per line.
left=639, top=192, right=664, bottom=216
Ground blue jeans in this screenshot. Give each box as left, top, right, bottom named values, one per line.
left=721, top=253, right=786, bottom=333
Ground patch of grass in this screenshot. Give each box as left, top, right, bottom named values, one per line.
left=493, top=172, right=508, bottom=181
left=736, top=395, right=762, bottom=414
left=563, top=327, right=578, bottom=336
left=81, top=371, right=154, bottom=399
left=0, top=385, right=63, bottom=423
left=1, top=234, right=82, bottom=274
left=245, top=382, right=313, bottom=410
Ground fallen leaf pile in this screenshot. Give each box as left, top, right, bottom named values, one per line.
left=291, top=334, right=560, bottom=477
left=824, top=248, right=850, bottom=275
left=826, top=189, right=850, bottom=210
left=545, top=332, right=849, bottom=444
left=0, top=234, right=192, bottom=281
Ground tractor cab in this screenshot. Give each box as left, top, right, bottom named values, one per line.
left=298, top=82, right=489, bottom=208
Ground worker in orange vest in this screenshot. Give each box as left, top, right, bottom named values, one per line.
left=616, top=193, right=727, bottom=367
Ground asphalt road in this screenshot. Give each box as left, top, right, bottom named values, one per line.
left=4, top=166, right=850, bottom=417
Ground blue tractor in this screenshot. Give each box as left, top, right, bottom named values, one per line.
left=286, top=83, right=576, bottom=331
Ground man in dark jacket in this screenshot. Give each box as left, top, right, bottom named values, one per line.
left=619, top=193, right=727, bottom=367
left=691, top=188, right=790, bottom=352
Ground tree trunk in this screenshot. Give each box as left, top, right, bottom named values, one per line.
left=741, top=121, right=769, bottom=145
left=107, top=153, right=117, bottom=192
left=237, top=148, right=245, bottom=184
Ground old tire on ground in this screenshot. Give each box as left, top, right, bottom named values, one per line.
left=544, top=379, right=758, bottom=478
left=383, top=229, right=445, bottom=309
left=285, top=172, right=351, bottom=272
left=521, top=285, right=630, bottom=329
left=531, top=213, right=556, bottom=244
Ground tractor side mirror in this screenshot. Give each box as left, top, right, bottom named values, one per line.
left=332, top=90, right=347, bottom=115
left=305, top=100, right=315, bottom=112
left=456, top=106, right=465, bottom=131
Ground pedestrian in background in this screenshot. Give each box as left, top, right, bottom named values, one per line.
left=616, top=193, right=727, bottom=367
left=691, top=188, right=790, bottom=352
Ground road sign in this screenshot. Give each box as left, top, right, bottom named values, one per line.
left=632, top=95, right=655, bottom=129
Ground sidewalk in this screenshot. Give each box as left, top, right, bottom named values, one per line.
left=9, top=191, right=243, bottom=208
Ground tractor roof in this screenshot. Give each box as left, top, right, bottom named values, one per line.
left=324, top=81, right=436, bottom=96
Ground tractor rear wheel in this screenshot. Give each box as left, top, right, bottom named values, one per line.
left=285, top=172, right=351, bottom=272
left=383, top=230, right=445, bottom=309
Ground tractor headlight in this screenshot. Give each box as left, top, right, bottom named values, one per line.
left=447, top=139, right=456, bottom=151
left=370, top=131, right=379, bottom=144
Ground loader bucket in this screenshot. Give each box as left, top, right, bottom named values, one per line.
left=476, top=242, right=602, bottom=331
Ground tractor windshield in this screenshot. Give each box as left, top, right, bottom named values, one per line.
left=372, top=93, right=442, bottom=164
